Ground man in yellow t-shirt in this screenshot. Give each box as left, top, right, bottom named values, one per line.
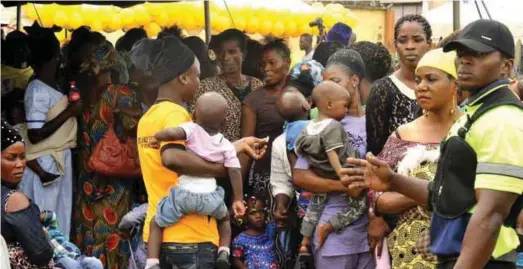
left=134, top=37, right=227, bottom=269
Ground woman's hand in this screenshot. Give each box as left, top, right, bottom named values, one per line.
left=234, top=137, right=268, bottom=160
left=342, top=153, right=395, bottom=192
left=368, top=212, right=390, bottom=257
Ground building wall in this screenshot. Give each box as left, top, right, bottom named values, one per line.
left=390, top=3, right=423, bottom=21
left=351, top=8, right=387, bottom=43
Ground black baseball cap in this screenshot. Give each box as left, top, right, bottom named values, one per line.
left=443, top=19, right=514, bottom=58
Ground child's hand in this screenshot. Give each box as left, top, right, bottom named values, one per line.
left=149, top=137, right=160, bottom=149
left=232, top=200, right=246, bottom=217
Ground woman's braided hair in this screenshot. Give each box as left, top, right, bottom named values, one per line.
left=351, top=41, right=392, bottom=83
left=394, top=14, right=432, bottom=42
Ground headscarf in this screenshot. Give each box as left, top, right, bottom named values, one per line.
left=130, top=37, right=196, bottom=85
left=1, top=120, right=23, bottom=152
left=288, top=60, right=324, bottom=98
left=326, top=23, right=353, bottom=45
left=416, top=48, right=457, bottom=79
left=78, top=39, right=119, bottom=75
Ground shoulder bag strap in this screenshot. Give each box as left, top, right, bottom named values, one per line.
left=458, top=87, right=522, bottom=139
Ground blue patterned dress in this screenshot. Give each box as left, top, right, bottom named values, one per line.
left=232, top=223, right=279, bottom=269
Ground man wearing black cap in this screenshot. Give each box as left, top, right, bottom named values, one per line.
left=342, top=19, right=523, bottom=269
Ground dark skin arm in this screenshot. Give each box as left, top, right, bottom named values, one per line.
left=273, top=151, right=296, bottom=228
left=27, top=100, right=82, bottom=144
left=292, top=168, right=347, bottom=193
left=376, top=192, right=418, bottom=215
left=274, top=193, right=291, bottom=228
left=159, top=137, right=268, bottom=179
left=161, top=147, right=227, bottom=178
left=229, top=167, right=246, bottom=216
left=343, top=154, right=430, bottom=205
left=26, top=160, right=59, bottom=185
left=240, top=104, right=257, bottom=179
left=147, top=217, right=162, bottom=260
left=154, top=127, right=186, bottom=142
left=232, top=257, right=247, bottom=269
left=454, top=189, right=519, bottom=269
left=388, top=174, right=429, bottom=205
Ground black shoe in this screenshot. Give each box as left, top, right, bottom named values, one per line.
left=294, top=252, right=313, bottom=269
left=216, top=250, right=230, bottom=269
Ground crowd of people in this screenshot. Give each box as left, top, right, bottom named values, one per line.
left=1, top=13, right=522, bottom=269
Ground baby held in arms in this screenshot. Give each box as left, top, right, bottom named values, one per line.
left=146, top=92, right=245, bottom=269
left=295, top=81, right=367, bottom=256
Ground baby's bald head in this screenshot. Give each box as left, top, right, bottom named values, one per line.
left=194, top=92, right=228, bottom=134
left=312, top=81, right=351, bottom=120
left=277, top=89, right=310, bottom=122
left=312, top=81, right=349, bottom=105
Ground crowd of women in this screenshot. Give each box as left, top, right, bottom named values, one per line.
left=1, top=13, right=522, bottom=269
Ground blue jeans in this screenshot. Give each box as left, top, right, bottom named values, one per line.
left=56, top=255, right=103, bottom=269
left=159, top=242, right=217, bottom=269
left=155, top=186, right=228, bottom=228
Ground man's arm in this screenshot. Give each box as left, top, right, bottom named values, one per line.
left=228, top=167, right=243, bottom=202
left=389, top=173, right=430, bottom=205
left=454, top=189, right=518, bottom=269
left=343, top=155, right=430, bottom=205
left=161, top=146, right=227, bottom=178
left=155, top=127, right=186, bottom=142
left=292, top=168, right=346, bottom=193
left=376, top=191, right=419, bottom=214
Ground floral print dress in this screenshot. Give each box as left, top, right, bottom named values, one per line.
left=74, top=85, right=141, bottom=269
left=232, top=223, right=279, bottom=269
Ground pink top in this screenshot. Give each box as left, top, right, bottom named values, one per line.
left=181, top=122, right=241, bottom=168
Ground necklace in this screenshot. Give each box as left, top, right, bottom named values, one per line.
left=154, top=98, right=176, bottom=104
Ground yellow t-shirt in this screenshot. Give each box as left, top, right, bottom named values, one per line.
left=137, top=101, right=219, bottom=245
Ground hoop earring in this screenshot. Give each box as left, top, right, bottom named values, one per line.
left=450, top=94, right=457, bottom=115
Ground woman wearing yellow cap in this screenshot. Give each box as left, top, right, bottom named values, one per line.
left=369, top=48, right=462, bottom=269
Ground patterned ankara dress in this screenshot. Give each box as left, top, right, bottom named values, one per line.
left=74, top=85, right=141, bottom=269
left=378, top=137, right=439, bottom=269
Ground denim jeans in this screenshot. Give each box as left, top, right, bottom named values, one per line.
left=155, top=186, right=228, bottom=228
left=55, top=255, right=103, bottom=269
left=159, top=242, right=217, bottom=269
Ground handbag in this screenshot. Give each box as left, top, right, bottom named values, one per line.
left=87, top=86, right=140, bottom=178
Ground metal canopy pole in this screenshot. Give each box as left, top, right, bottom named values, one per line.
left=204, top=1, right=211, bottom=44
left=16, top=3, right=22, bottom=31
left=453, top=0, right=460, bottom=31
